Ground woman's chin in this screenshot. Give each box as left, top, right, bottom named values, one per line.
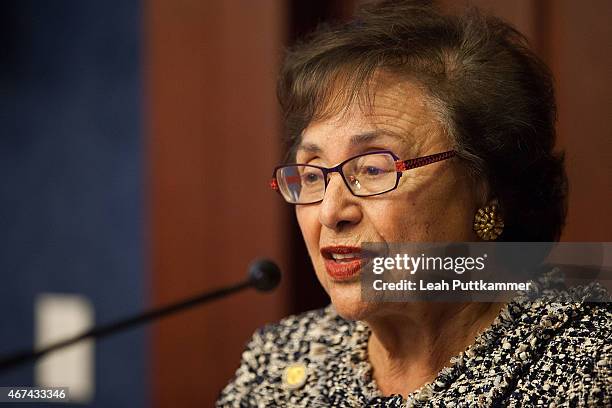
left=327, top=282, right=375, bottom=321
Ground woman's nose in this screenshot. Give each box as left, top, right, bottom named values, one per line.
left=318, top=173, right=362, bottom=231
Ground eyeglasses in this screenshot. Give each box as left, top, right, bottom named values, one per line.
left=270, top=150, right=456, bottom=204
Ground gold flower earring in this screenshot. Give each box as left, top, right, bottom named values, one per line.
left=473, top=203, right=504, bottom=241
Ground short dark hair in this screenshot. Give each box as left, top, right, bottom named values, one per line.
left=277, top=0, right=567, bottom=242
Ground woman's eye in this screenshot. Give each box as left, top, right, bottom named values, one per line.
left=302, top=172, right=321, bottom=184
left=361, top=166, right=383, bottom=176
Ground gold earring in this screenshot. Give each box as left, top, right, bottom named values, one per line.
left=473, top=204, right=504, bottom=241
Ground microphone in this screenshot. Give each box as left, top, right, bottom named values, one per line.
left=249, top=259, right=281, bottom=291
left=0, top=258, right=281, bottom=372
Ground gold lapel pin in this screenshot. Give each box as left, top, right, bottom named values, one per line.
left=282, top=362, right=308, bottom=390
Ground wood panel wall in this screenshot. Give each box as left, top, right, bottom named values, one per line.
left=145, top=1, right=288, bottom=406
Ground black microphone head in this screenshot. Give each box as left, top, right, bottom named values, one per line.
left=248, top=259, right=281, bottom=292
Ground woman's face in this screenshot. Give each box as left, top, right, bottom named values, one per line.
left=295, top=81, right=482, bottom=320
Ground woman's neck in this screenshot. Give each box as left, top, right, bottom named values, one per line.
left=366, top=302, right=504, bottom=398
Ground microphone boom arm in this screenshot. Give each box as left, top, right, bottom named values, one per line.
left=0, top=259, right=281, bottom=372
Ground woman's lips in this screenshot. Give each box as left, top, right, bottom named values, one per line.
left=320, top=246, right=363, bottom=282
left=323, top=258, right=362, bottom=281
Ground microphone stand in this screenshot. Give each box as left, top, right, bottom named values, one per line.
left=0, top=259, right=281, bottom=372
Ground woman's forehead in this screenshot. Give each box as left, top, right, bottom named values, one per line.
left=298, top=130, right=403, bottom=155
left=299, top=83, right=444, bottom=154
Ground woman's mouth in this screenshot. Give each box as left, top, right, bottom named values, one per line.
left=320, top=246, right=363, bottom=281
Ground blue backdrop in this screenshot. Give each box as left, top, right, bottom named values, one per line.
left=0, top=1, right=147, bottom=406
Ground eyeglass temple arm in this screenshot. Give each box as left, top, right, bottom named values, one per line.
left=394, top=150, right=456, bottom=172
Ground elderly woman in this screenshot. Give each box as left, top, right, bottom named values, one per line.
left=217, top=1, right=610, bottom=406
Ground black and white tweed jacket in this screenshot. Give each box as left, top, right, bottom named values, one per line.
left=217, top=277, right=611, bottom=407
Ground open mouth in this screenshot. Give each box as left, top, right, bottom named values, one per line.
left=321, top=246, right=362, bottom=261
left=320, top=246, right=367, bottom=281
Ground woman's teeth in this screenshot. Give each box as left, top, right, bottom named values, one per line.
left=331, top=253, right=359, bottom=261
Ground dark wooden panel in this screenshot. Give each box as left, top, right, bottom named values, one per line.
left=547, top=0, right=612, bottom=241
left=145, top=1, right=289, bottom=405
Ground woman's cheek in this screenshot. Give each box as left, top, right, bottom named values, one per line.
left=296, top=207, right=321, bottom=260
